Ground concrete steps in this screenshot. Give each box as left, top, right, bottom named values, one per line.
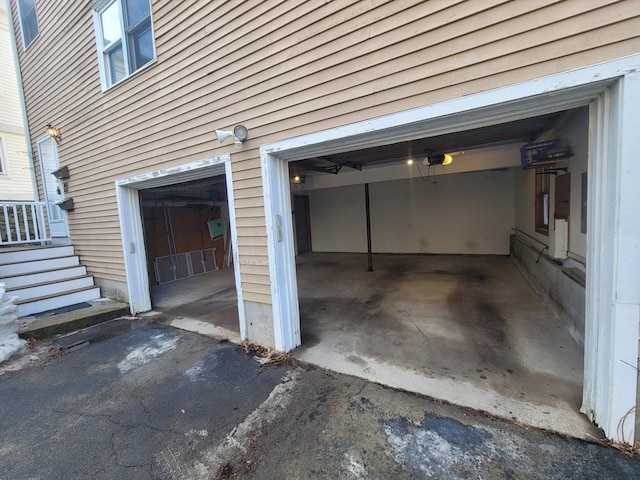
left=1, top=255, right=80, bottom=277
left=1, top=265, right=88, bottom=289
left=0, top=245, right=101, bottom=317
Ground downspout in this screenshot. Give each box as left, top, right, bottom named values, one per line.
left=5, top=0, right=39, bottom=202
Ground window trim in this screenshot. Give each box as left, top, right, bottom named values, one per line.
left=15, top=0, right=40, bottom=50
left=93, top=0, right=156, bottom=92
left=0, top=136, right=7, bottom=175
left=535, top=166, right=551, bottom=235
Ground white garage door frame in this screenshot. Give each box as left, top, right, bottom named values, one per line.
left=261, top=54, right=640, bottom=442
left=115, top=155, right=247, bottom=339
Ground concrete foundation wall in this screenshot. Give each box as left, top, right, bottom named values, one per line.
left=510, top=235, right=585, bottom=345
left=244, top=301, right=276, bottom=349
left=308, top=169, right=514, bottom=255
left=94, top=277, right=129, bottom=304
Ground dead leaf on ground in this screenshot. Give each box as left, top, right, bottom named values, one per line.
left=26, top=338, right=37, bottom=350
left=46, top=346, right=64, bottom=357
left=215, top=463, right=237, bottom=480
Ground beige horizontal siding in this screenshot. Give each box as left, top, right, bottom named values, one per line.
left=239, top=254, right=269, bottom=266
left=240, top=264, right=269, bottom=276
left=0, top=133, right=33, bottom=201
left=40, top=0, right=598, bottom=153
left=236, top=217, right=266, bottom=228
left=244, top=292, right=271, bottom=303
left=10, top=0, right=640, bottom=300
left=1, top=16, right=24, bottom=128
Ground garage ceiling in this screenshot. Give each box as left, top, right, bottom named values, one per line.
left=137, top=111, right=572, bottom=195
left=139, top=174, right=227, bottom=202
left=290, top=110, right=566, bottom=177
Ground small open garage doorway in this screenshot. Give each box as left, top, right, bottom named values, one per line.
left=288, top=108, right=590, bottom=436
left=139, top=174, right=239, bottom=336
left=116, top=156, right=245, bottom=341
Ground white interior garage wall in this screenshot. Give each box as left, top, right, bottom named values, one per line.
left=514, top=108, right=589, bottom=260
left=308, top=169, right=515, bottom=255
left=307, top=184, right=368, bottom=252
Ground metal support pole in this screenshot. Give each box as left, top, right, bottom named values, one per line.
left=365, top=183, right=373, bottom=272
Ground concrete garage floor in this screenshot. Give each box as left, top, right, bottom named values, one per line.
left=294, top=253, right=598, bottom=440
left=150, top=266, right=241, bottom=343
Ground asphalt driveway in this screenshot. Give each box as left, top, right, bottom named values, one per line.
left=0, top=319, right=289, bottom=479
left=0, top=318, right=638, bottom=479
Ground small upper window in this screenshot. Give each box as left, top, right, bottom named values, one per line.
left=0, top=137, right=6, bottom=174
left=93, top=0, right=155, bottom=90
left=16, top=0, right=39, bottom=49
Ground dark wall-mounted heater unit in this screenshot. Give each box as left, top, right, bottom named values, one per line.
left=521, top=140, right=572, bottom=169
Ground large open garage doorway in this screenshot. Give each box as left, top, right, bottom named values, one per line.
left=261, top=58, right=640, bottom=442
left=288, top=108, right=589, bottom=437
left=116, top=156, right=246, bottom=341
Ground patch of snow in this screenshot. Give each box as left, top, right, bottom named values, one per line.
left=0, top=283, right=26, bottom=363
left=344, top=453, right=368, bottom=479
left=383, top=415, right=486, bottom=479
left=185, top=363, right=204, bottom=382
left=117, top=334, right=178, bottom=373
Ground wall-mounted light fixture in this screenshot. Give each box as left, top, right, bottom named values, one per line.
left=290, top=175, right=305, bottom=184
left=46, top=124, right=61, bottom=144
left=215, top=124, right=249, bottom=149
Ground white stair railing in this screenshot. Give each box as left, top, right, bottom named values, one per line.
left=0, top=202, right=50, bottom=246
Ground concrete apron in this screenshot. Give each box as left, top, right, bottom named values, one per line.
left=148, top=252, right=599, bottom=440
left=147, top=266, right=241, bottom=344
left=292, top=253, right=601, bottom=441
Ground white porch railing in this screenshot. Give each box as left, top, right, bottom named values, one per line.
left=0, top=202, right=50, bottom=246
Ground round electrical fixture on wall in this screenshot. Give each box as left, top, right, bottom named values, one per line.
left=233, top=125, right=249, bottom=142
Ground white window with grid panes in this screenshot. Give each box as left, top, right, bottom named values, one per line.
left=93, top=0, right=155, bottom=90
left=16, top=0, right=39, bottom=49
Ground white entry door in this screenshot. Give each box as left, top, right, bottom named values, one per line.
left=37, top=137, right=68, bottom=238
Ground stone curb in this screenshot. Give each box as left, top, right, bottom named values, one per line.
left=18, top=307, right=131, bottom=341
